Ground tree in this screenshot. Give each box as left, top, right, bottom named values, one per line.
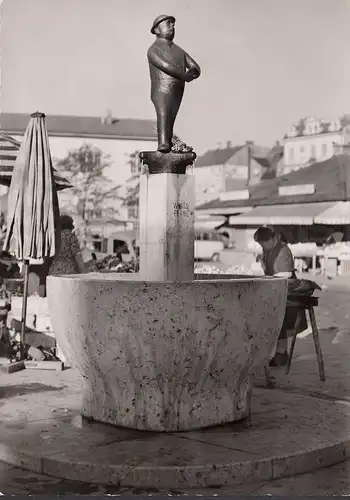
left=55, top=143, right=122, bottom=247
left=123, top=150, right=142, bottom=220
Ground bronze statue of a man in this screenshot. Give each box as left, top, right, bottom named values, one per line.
left=147, top=14, right=201, bottom=153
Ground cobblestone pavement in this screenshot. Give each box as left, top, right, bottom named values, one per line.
left=1, top=276, right=350, bottom=495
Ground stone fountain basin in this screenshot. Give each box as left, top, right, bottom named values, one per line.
left=47, top=273, right=288, bottom=432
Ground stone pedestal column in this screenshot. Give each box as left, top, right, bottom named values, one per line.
left=139, top=172, right=195, bottom=281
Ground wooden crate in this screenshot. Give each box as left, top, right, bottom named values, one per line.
left=9, top=296, right=68, bottom=365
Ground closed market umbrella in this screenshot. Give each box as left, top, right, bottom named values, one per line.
left=3, top=112, right=61, bottom=359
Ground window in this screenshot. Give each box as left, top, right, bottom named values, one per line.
left=113, top=239, right=129, bottom=254
left=128, top=205, right=138, bottom=219
left=300, top=145, right=305, bottom=153
left=93, top=241, right=102, bottom=252
left=288, top=147, right=294, bottom=163
left=92, top=208, right=102, bottom=219
left=91, top=234, right=102, bottom=252
left=310, top=144, right=316, bottom=159
left=130, top=153, right=141, bottom=174
left=310, top=124, right=318, bottom=135
left=321, top=143, right=328, bottom=157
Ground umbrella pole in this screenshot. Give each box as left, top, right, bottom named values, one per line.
left=20, top=259, right=30, bottom=360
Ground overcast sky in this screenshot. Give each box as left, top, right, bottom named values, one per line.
left=1, top=0, right=350, bottom=153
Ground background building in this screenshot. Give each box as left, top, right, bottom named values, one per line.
left=0, top=112, right=157, bottom=230
left=194, top=141, right=277, bottom=206
left=197, top=154, right=350, bottom=253
left=279, top=115, right=350, bottom=176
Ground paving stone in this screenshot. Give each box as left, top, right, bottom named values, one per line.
left=254, top=461, right=350, bottom=495
left=272, top=443, right=349, bottom=480
left=0, top=416, right=146, bottom=471
left=3, top=466, right=127, bottom=495
left=0, top=462, right=32, bottom=494
left=0, top=460, right=131, bottom=495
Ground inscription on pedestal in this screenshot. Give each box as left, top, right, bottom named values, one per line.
left=139, top=173, right=195, bottom=281
left=173, top=201, right=190, bottom=217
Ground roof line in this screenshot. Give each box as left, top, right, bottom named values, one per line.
left=283, top=131, right=344, bottom=141
left=1, top=130, right=156, bottom=141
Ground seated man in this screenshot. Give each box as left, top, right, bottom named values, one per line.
left=253, top=227, right=307, bottom=367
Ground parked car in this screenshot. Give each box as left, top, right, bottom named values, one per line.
left=194, top=229, right=224, bottom=262
left=104, top=231, right=138, bottom=262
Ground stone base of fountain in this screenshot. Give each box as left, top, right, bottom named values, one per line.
left=47, top=273, right=287, bottom=432
left=0, top=369, right=348, bottom=489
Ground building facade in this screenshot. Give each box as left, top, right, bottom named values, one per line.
left=194, top=141, right=274, bottom=206
left=0, top=112, right=157, bottom=232
left=196, top=154, right=350, bottom=249
left=279, top=115, right=350, bottom=176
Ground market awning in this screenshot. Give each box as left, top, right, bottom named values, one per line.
left=228, top=202, right=337, bottom=226
left=0, top=134, right=18, bottom=172
left=195, top=205, right=253, bottom=216
left=314, top=201, right=350, bottom=225
left=0, top=133, right=71, bottom=191
left=194, top=216, right=226, bottom=231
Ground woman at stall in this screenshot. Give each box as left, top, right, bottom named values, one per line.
left=48, top=215, right=85, bottom=276
left=254, top=226, right=308, bottom=367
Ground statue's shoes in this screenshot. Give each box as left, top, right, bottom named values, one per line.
left=158, top=143, right=171, bottom=153
left=171, top=141, right=194, bottom=154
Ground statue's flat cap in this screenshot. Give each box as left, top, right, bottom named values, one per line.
left=151, top=14, right=175, bottom=34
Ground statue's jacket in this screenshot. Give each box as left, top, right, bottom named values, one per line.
left=147, top=39, right=186, bottom=98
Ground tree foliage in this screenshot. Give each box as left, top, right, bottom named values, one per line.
left=123, top=150, right=141, bottom=218
left=55, top=143, right=122, bottom=246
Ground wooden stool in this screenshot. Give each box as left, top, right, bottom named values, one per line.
left=285, top=295, right=325, bottom=381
